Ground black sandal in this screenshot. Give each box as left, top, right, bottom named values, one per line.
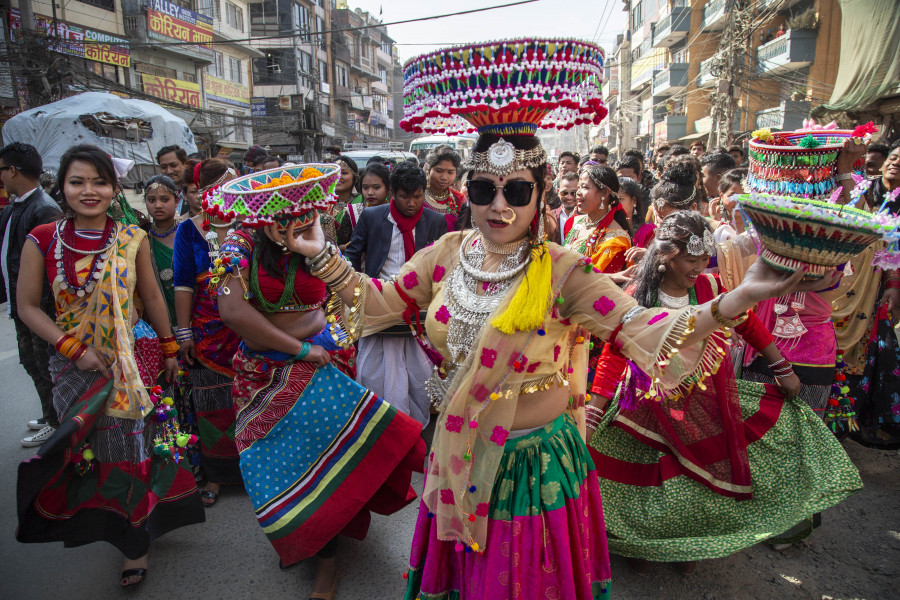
left=121, top=568, right=147, bottom=588
left=200, top=489, right=219, bottom=507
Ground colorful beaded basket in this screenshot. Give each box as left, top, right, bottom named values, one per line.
left=205, top=164, right=339, bottom=227
left=400, top=38, right=607, bottom=136
left=738, top=193, right=899, bottom=278
left=747, top=129, right=856, bottom=198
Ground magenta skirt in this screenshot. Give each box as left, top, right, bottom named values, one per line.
left=404, top=414, right=612, bottom=600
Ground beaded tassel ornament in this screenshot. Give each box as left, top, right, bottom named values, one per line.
left=825, top=350, right=858, bottom=433
left=149, top=385, right=197, bottom=463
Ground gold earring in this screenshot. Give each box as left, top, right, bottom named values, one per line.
left=500, top=207, right=517, bottom=224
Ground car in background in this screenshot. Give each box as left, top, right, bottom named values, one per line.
left=410, top=134, right=477, bottom=161
left=338, top=142, right=418, bottom=167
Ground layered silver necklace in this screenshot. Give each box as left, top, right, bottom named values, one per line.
left=658, top=288, right=690, bottom=309
left=445, top=229, right=529, bottom=362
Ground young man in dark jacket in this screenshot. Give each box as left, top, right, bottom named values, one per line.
left=344, top=163, right=446, bottom=426
left=0, top=142, right=63, bottom=446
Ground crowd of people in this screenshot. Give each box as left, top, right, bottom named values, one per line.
left=1, top=121, right=897, bottom=598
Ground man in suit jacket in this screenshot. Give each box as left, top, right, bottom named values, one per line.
left=344, top=163, right=446, bottom=426
left=0, top=142, right=63, bottom=447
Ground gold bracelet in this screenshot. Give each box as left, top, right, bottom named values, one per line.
left=321, top=259, right=353, bottom=287
left=328, top=269, right=357, bottom=294
left=710, top=292, right=748, bottom=328
left=311, top=252, right=343, bottom=279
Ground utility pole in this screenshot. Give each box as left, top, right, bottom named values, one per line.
left=709, top=0, right=751, bottom=148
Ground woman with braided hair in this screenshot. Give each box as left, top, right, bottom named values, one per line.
left=587, top=211, right=860, bottom=576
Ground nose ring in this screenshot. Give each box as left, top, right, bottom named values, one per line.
left=500, top=207, right=517, bottom=224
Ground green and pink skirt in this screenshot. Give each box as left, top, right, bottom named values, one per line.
left=404, top=414, right=612, bottom=600
left=589, top=380, right=862, bottom=562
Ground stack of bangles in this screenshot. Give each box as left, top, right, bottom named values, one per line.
left=585, top=402, right=605, bottom=430
left=158, top=335, right=179, bottom=360
left=768, top=358, right=795, bottom=380
left=55, top=334, right=89, bottom=362
left=293, top=341, right=312, bottom=361
left=884, top=272, right=900, bottom=290
left=306, top=242, right=357, bottom=293
left=174, top=327, right=194, bottom=344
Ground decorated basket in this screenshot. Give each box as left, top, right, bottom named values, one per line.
left=738, top=193, right=899, bottom=278
left=205, top=163, right=339, bottom=227
left=747, top=129, right=856, bottom=198
left=400, top=38, right=607, bottom=136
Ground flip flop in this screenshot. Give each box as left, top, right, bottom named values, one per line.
left=121, top=568, right=147, bottom=588
left=200, top=489, right=219, bottom=507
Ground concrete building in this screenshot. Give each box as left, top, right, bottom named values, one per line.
left=607, top=0, right=843, bottom=153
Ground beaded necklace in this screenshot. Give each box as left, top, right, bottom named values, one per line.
left=150, top=222, right=177, bottom=238
left=54, top=217, right=118, bottom=297
left=248, top=244, right=305, bottom=312
left=425, top=187, right=459, bottom=215
left=653, top=286, right=697, bottom=309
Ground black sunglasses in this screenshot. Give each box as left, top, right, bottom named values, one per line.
left=466, top=179, right=535, bottom=207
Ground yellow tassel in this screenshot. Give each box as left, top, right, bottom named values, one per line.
left=491, top=243, right=553, bottom=334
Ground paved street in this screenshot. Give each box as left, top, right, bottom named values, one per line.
left=1, top=313, right=898, bottom=599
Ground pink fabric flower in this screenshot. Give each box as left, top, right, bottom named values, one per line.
left=490, top=426, right=509, bottom=446
left=440, top=489, right=455, bottom=505
left=476, top=503, right=489, bottom=517
left=593, top=296, right=615, bottom=315
left=554, top=345, right=561, bottom=361
left=445, top=415, right=464, bottom=433
left=509, top=354, right=527, bottom=372
left=527, top=361, right=541, bottom=373
left=481, top=348, right=497, bottom=368
left=372, top=278, right=383, bottom=292
left=647, top=311, right=669, bottom=326
left=433, top=265, right=446, bottom=282
left=403, top=271, right=418, bottom=289
left=435, top=305, right=451, bottom=324
left=470, top=384, right=490, bottom=403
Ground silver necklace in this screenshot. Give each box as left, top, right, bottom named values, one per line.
left=445, top=231, right=529, bottom=361
left=658, top=288, right=690, bottom=309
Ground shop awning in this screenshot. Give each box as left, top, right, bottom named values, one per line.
left=679, top=131, right=709, bottom=141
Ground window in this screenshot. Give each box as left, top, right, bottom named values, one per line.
left=208, top=52, right=224, bottom=78
left=232, top=112, right=247, bottom=142
left=226, top=2, right=244, bottom=32
left=381, top=41, right=392, bottom=55
left=76, top=0, right=115, bottom=11
left=335, top=63, right=349, bottom=87
left=229, top=57, right=242, bottom=83
left=292, top=2, right=310, bottom=32
left=319, top=59, right=328, bottom=82
left=378, top=68, right=387, bottom=84
left=632, top=2, right=642, bottom=31
left=196, top=0, right=221, bottom=19
left=298, top=51, right=313, bottom=74
left=182, top=72, right=196, bottom=83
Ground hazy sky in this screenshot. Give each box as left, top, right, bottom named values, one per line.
left=344, top=0, right=628, bottom=64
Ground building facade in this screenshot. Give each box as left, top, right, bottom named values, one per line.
left=606, top=0, right=842, bottom=153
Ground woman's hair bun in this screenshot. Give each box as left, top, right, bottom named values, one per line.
left=661, top=161, right=697, bottom=187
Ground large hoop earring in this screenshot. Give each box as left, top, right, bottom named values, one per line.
left=500, top=207, right=517, bottom=224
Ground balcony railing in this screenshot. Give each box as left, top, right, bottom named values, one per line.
left=756, top=29, right=817, bottom=75
left=652, top=62, right=689, bottom=96
left=651, top=6, right=691, bottom=48
left=701, top=0, right=728, bottom=33
left=631, top=67, right=660, bottom=91
left=755, top=100, right=811, bottom=130
left=698, top=56, right=718, bottom=87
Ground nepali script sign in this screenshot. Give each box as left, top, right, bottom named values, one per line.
left=141, top=74, right=201, bottom=108
left=147, top=0, right=213, bottom=58
left=30, top=14, right=130, bottom=68
left=204, top=74, right=250, bottom=108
